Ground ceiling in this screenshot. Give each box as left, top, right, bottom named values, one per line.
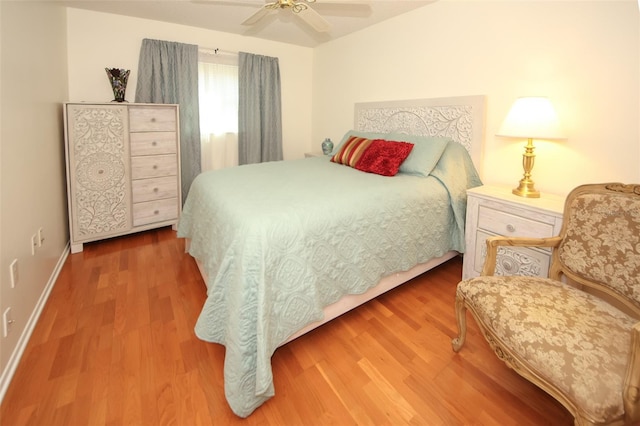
left=59, top=0, right=435, bottom=48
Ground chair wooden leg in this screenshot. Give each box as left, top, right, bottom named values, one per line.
left=624, top=323, right=640, bottom=425
left=451, top=295, right=467, bottom=352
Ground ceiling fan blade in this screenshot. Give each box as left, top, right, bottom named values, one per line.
left=193, top=0, right=263, bottom=4
left=241, top=6, right=273, bottom=26
left=299, top=0, right=369, bottom=3
left=306, top=0, right=421, bottom=2
left=296, top=6, right=331, bottom=32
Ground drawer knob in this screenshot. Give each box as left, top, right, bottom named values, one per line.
left=151, top=118, right=157, bottom=122
left=153, top=187, right=159, bottom=193
left=152, top=141, right=157, bottom=146
left=506, top=224, right=516, bottom=232
left=154, top=210, right=159, bottom=215
left=153, top=165, right=158, bottom=169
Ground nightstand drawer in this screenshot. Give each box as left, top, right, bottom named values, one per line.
left=478, top=205, right=555, bottom=237
left=474, top=230, right=552, bottom=277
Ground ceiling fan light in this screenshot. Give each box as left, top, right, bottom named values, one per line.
left=291, top=3, right=309, bottom=13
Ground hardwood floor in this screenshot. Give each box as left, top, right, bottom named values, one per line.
left=0, top=227, right=573, bottom=425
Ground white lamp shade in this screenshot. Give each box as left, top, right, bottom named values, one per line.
left=497, top=97, right=566, bottom=140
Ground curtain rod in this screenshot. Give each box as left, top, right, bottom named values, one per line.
left=199, top=47, right=238, bottom=57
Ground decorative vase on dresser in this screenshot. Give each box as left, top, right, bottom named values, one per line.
left=462, top=185, right=565, bottom=280
left=63, top=102, right=181, bottom=253
left=104, top=68, right=130, bottom=102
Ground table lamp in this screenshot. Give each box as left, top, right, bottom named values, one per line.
left=497, top=97, right=566, bottom=198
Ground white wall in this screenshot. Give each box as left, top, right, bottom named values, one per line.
left=0, top=1, right=69, bottom=399
left=66, top=8, right=314, bottom=160
left=312, top=1, right=640, bottom=196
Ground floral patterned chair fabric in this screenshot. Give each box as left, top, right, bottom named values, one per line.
left=453, top=183, right=640, bottom=426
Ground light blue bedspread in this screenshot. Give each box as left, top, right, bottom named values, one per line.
left=177, top=141, right=481, bottom=417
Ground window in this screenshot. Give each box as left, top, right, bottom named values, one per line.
left=198, top=50, right=239, bottom=171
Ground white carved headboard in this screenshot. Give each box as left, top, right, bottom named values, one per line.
left=354, top=95, right=485, bottom=177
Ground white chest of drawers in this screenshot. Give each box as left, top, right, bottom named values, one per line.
left=64, top=103, right=181, bottom=253
left=462, top=185, right=565, bottom=279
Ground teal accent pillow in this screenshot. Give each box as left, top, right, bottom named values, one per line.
left=391, top=134, right=451, bottom=177
left=333, top=130, right=451, bottom=177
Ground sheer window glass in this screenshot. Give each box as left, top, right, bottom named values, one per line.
left=198, top=51, right=239, bottom=171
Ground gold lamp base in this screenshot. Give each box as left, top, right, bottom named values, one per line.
left=513, top=180, right=540, bottom=198
left=513, top=137, right=541, bottom=198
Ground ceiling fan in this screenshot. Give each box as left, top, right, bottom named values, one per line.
left=242, top=0, right=332, bottom=32
left=196, top=1, right=430, bottom=39
left=196, top=0, right=378, bottom=35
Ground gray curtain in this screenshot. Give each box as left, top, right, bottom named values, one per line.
left=238, top=52, right=283, bottom=165
left=135, top=38, right=201, bottom=204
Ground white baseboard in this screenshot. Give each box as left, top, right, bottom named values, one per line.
left=0, top=243, right=70, bottom=403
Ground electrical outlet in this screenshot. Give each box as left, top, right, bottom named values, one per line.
left=37, top=227, right=44, bottom=247
left=9, top=259, right=18, bottom=288
left=3, top=308, right=14, bottom=337
left=31, top=234, right=38, bottom=255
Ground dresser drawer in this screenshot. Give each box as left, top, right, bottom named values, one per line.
left=133, top=198, right=179, bottom=226
left=130, top=132, right=177, bottom=156
left=131, top=154, right=177, bottom=179
left=477, top=205, right=555, bottom=238
left=129, top=106, right=177, bottom=132
left=132, top=176, right=178, bottom=203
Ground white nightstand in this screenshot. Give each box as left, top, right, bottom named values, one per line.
left=304, top=152, right=325, bottom=158
left=462, top=185, right=566, bottom=279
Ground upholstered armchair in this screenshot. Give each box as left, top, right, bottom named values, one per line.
left=452, top=183, right=640, bottom=426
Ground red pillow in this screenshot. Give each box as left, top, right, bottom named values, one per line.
left=355, top=139, right=414, bottom=176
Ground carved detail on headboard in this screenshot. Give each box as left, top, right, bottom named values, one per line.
left=354, top=95, right=486, bottom=177
left=356, top=106, right=473, bottom=148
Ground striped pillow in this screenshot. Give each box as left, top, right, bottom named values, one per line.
left=330, top=136, right=374, bottom=167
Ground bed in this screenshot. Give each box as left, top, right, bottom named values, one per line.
left=178, top=95, right=485, bottom=417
